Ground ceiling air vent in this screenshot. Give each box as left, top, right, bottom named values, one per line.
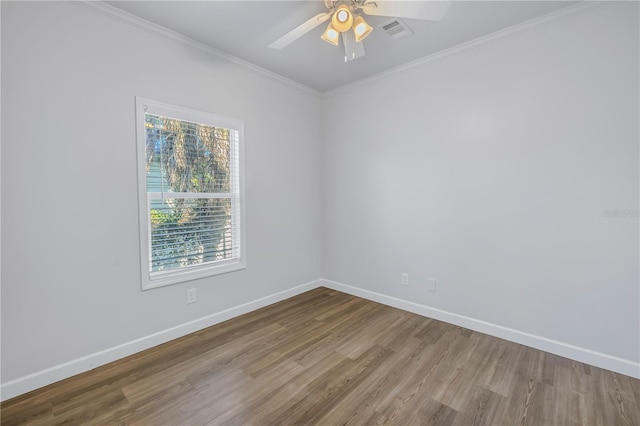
left=379, top=18, right=414, bottom=40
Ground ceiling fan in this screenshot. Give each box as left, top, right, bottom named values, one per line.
left=268, top=0, right=451, bottom=62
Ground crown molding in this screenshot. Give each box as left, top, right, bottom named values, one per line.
left=69, top=1, right=598, bottom=98
left=70, top=1, right=323, bottom=98
left=323, top=1, right=598, bottom=98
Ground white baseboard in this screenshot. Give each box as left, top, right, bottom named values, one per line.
left=321, top=279, right=640, bottom=379
left=0, top=279, right=322, bottom=402
left=3, top=277, right=637, bottom=401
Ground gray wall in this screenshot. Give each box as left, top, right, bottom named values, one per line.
left=322, top=2, right=639, bottom=363
left=1, top=1, right=322, bottom=385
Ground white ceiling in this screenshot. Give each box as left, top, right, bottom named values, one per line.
left=106, top=0, right=576, bottom=92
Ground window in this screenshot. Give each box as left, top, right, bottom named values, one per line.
left=136, top=97, right=245, bottom=289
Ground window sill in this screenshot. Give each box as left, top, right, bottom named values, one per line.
left=141, top=260, right=246, bottom=290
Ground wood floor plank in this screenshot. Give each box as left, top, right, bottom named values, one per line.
left=478, top=338, right=524, bottom=397
left=306, top=317, right=440, bottom=424
left=456, top=385, right=506, bottom=426
left=2, top=287, right=639, bottom=425
left=51, top=386, right=128, bottom=425
left=0, top=400, right=53, bottom=426
left=406, top=398, right=463, bottom=426
left=376, top=330, right=467, bottom=422
left=274, top=344, right=393, bottom=425
left=194, top=360, right=305, bottom=425
left=291, top=301, right=382, bottom=368
left=513, top=345, right=553, bottom=387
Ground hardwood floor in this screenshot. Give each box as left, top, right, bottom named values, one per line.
left=2, top=287, right=639, bottom=425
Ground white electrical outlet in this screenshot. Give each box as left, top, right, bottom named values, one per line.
left=401, top=273, right=409, bottom=286
left=187, top=288, right=197, bottom=304
left=427, top=278, right=437, bottom=292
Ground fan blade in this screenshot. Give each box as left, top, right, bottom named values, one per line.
left=268, top=12, right=332, bottom=49
left=342, top=31, right=366, bottom=62
left=361, top=0, right=451, bottom=21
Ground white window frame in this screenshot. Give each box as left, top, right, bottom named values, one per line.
left=135, top=97, right=246, bottom=290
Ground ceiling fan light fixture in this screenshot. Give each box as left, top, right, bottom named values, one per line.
left=352, top=15, right=373, bottom=42
left=331, top=5, right=353, bottom=33
left=321, top=22, right=340, bottom=46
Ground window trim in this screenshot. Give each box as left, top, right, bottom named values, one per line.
left=135, top=97, right=246, bottom=290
